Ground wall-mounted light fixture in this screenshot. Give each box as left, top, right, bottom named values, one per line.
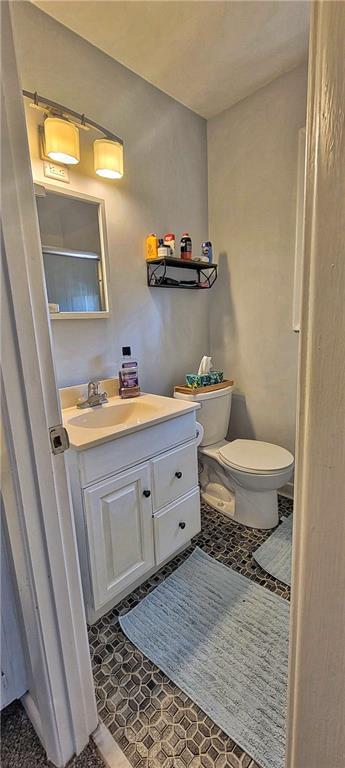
left=23, top=90, right=124, bottom=179
left=44, top=116, right=80, bottom=165
left=94, top=138, right=123, bottom=179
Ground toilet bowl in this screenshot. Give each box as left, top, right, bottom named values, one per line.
left=174, top=384, right=294, bottom=529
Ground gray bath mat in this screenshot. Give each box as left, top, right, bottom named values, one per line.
left=120, top=547, right=289, bottom=768
left=253, top=516, right=293, bottom=586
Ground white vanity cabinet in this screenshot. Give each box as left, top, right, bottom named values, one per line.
left=66, top=408, right=200, bottom=624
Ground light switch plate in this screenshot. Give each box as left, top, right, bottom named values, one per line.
left=43, top=160, right=69, bottom=183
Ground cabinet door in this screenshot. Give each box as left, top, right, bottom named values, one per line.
left=83, top=464, right=154, bottom=610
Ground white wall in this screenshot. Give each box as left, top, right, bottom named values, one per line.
left=12, top=2, right=209, bottom=393
left=207, top=65, right=307, bottom=453
left=13, top=3, right=307, bottom=451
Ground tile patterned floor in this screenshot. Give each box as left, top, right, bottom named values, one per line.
left=89, top=496, right=293, bottom=768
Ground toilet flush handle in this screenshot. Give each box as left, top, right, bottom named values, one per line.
left=175, top=471, right=183, bottom=479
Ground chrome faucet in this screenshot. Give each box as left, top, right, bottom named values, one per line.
left=77, top=380, right=108, bottom=409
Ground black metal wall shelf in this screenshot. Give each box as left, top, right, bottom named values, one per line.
left=147, top=256, right=218, bottom=290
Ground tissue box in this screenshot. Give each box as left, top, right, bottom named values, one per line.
left=185, top=371, right=223, bottom=389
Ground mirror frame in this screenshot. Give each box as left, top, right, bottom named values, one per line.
left=35, top=182, right=111, bottom=320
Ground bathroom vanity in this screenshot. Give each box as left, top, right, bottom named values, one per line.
left=62, top=388, right=200, bottom=624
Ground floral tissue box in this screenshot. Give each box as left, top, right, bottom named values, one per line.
left=185, top=371, right=224, bottom=389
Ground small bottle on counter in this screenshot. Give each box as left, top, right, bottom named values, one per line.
left=180, top=232, right=192, bottom=260
left=119, top=346, right=140, bottom=398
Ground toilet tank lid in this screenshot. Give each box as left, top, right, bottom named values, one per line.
left=219, top=439, right=294, bottom=472
left=174, top=384, right=233, bottom=402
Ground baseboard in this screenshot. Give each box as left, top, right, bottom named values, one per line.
left=93, top=720, right=131, bottom=768
left=279, top=481, right=294, bottom=500
left=21, top=691, right=43, bottom=745
left=22, top=693, right=128, bottom=768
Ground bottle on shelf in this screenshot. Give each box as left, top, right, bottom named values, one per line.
left=201, top=241, right=213, bottom=263
left=158, top=238, right=170, bottom=258
left=145, top=233, right=158, bottom=260
left=180, top=232, right=192, bottom=260
left=164, top=233, right=176, bottom=256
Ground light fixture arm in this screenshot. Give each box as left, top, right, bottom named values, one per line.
left=22, top=90, right=124, bottom=146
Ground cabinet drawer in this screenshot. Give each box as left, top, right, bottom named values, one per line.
left=153, top=487, right=200, bottom=564
left=78, top=412, right=197, bottom=487
left=151, top=441, right=198, bottom=510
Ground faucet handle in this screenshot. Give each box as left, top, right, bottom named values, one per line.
left=88, top=380, right=100, bottom=397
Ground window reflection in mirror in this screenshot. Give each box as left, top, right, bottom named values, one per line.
left=35, top=187, right=109, bottom=317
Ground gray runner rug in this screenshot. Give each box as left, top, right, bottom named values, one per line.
left=119, top=547, right=289, bottom=768
left=253, top=516, right=293, bottom=586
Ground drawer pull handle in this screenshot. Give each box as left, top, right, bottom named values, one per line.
left=175, top=471, right=183, bottom=479
left=179, top=521, right=186, bottom=530
left=143, top=489, right=151, bottom=498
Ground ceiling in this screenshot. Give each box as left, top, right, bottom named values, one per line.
left=32, top=1, right=310, bottom=119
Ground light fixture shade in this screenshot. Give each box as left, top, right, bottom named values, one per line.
left=94, top=138, right=123, bottom=179
left=44, top=117, right=80, bottom=165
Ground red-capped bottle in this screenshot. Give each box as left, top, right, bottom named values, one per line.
left=180, top=232, right=192, bottom=260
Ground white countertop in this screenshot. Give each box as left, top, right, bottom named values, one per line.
left=63, top=392, right=200, bottom=450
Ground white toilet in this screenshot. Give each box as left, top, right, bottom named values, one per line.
left=174, top=384, right=294, bottom=529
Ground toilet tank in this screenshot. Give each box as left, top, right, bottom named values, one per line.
left=174, top=385, right=233, bottom=446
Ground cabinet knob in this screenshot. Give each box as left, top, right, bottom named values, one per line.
left=143, top=489, right=151, bottom=498
left=175, top=471, right=183, bottom=479
left=179, top=521, right=186, bottom=530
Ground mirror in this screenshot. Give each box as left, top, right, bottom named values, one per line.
left=35, top=186, right=110, bottom=318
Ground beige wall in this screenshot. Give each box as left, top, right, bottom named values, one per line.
left=207, top=64, right=307, bottom=453
left=13, top=2, right=209, bottom=392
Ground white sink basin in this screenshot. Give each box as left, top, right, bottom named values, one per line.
left=69, top=401, right=158, bottom=430
left=62, top=392, right=199, bottom=450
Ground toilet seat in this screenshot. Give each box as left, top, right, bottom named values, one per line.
left=218, top=439, right=294, bottom=475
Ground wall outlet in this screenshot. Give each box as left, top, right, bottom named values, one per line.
left=43, top=160, right=69, bottom=183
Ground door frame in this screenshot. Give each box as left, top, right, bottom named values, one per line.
left=2, top=1, right=345, bottom=767
left=286, top=2, right=345, bottom=766
left=1, top=2, right=97, bottom=765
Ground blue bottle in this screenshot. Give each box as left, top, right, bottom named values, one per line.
left=201, top=241, right=213, bottom=263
